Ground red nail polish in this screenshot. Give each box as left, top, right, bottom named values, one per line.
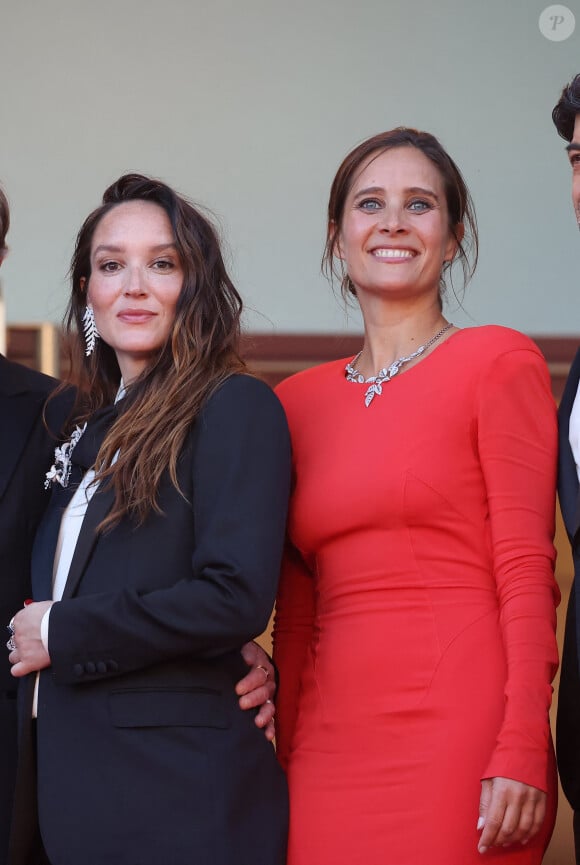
left=24, top=599, right=34, bottom=606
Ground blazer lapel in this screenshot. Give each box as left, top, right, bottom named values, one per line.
left=31, top=472, right=87, bottom=600
left=32, top=401, right=121, bottom=600
left=559, top=347, right=580, bottom=539
left=61, top=484, right=115, bottom=600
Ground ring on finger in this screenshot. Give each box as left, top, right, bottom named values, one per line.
left=6, top=637, right=16, bottom=652
left=256, top=664, right=270, bottom=681
left=7, top=618, right=15, bottom=636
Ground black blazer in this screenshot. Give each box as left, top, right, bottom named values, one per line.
left=557, top=347, right=580, bottom=836
left=0, top=355, right=58, bottom=865
left=14, top=374, right=290, bottom=865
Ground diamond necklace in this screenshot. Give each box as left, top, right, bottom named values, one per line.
left=345, top=322, right=453, bottom=408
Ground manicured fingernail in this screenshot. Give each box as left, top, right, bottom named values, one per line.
left=24, top=599, right=33, bottom=606
left=477, top=817, right=485, bottom=831
left=478, top=845, right=487, bottom=854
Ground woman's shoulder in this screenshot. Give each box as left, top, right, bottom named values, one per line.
left=191, top=373, right=290, bottom=462
left=275, top=359, right=346, bottom=404
left=452, top=325, right=545, bottom=363
left=449, top=327, right=553, bottom=403
left=201, top=373, right=288, bottom=425
left=213, top=371, right=277, bottom=399
left=0, top=354, right=58, bottom=398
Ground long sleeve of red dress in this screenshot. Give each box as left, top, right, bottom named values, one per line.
left=476, top=347, right=559, bottom=790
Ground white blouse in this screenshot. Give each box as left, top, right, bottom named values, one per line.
left=51, top=468, right=98, bottom=601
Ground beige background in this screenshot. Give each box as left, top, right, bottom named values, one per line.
left=0, top=0, right=579, bottom=335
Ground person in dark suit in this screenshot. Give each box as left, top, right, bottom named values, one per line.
left=7, top=173, right=290, bottom=865
left=0, top=185, right=62, bottom=865
left=0, top=361, right=58, bottom=865
left=553, top=73, right=580, bottom=863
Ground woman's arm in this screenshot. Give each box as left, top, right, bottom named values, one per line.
left=474, top=347, right=559, bottom=851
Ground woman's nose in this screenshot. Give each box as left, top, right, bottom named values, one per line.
left=378, top=205, right=407, bottom=233
left=124, top=267, right=148, bottom=296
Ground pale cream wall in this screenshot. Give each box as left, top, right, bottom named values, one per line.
left=0, top=0, right=579, bottom=334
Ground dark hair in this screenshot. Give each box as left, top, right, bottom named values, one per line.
left=62, top=173, right=245, bottom=528
left=552, top=74, right=580, bottom=141
left=323, top=127, right=478, bottom=302
left=0, top=185, right=9, bottom=257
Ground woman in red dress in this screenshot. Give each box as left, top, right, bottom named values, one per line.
left=273, top=128, right=559, bottom=864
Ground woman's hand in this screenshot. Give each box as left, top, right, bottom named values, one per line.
left=235, top=641, right=276, bottom=741
left=8, top=601, right=53, bottom=677
left=477, top=776, right=546, bottom=853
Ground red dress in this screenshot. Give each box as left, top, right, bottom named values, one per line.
left=273, top=326, right=559, bottom=865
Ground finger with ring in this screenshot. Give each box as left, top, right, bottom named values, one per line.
left=6, top=637, right=16, bottom=652
left=256, top=664, right=270, bottom=681
left=7, top=618, right=14, bottom=635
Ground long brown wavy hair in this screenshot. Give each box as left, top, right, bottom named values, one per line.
left=59, top=173, right=245, bottom=529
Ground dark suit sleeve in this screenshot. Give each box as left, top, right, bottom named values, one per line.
left=557, top=582, right=580, bottom=811
left=47, top=375, right=291, bottom=682
left=556, top=347, right=580, bottom=817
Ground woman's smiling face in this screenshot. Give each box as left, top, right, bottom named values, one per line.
left=336, top=146, right=460, bottom=303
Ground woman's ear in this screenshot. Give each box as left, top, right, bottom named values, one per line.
left=80, top=276, right=87, bottom=296
left=444, top=222, right=464, bottom=262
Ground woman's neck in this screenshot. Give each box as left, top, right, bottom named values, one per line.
left=354, top=298, right=450, bottom=378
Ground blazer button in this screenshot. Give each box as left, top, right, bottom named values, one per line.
left=73, top=664, right=84, bottom=677
left=85, top=662, right=97, bottom=674
left=96, top=661, right=107, bottom=674
left=106, top=660, right=119, bottom=672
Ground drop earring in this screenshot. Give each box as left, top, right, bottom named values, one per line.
left=82, top=304, right=100, bottom=356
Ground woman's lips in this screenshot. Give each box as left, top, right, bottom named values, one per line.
left=117, top=309, right=157, bottom=323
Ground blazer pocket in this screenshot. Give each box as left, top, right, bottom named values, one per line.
left=109, top=686, right=229, bottom=729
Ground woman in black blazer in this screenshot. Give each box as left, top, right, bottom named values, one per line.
left=8, top=174, right=290, bottom=865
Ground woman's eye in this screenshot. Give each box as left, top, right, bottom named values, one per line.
left=357, top=199, right=382, bottom=212
left=408, top=199, right=433, bottom=213
left=571, top=154, right=580, bottom=168
left=152, top=259, right=175, bottom=271
left=101, top=261, right=120, bottom=272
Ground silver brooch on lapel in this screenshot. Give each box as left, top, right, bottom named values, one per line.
left=44, top=423, right=87, bottom=489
